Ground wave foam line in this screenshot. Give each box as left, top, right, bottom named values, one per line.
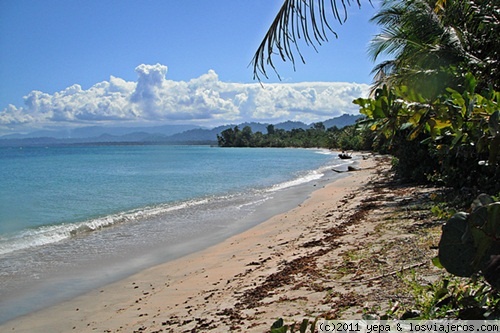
left=266, top=157, right=354, bottom=193
left=267, top=170, right=324, bottom=192
left=0, top=198, right=212, bottom=256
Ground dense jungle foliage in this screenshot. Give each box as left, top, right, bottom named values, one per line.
left=216, top=122, right=374, bottom=150
left=356, top=0, right=499, bottom=195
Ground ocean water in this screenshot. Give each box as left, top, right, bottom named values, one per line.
left=0, top=145, right=354, bottom=323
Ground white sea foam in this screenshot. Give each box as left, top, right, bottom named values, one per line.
left=236, top=196, right=271, bottom=209
left=0, top=225, right=72, bottom=256
left=0, top=145, right=353, bottom=325
left=0, top=155, right=349, bottom=256
left=265, top=156, right=356, bottom=193
left=0, top=198, right=213, bottom=256
left=267, top=170, right=324, bottom=192
left=315, top=149, right=336, bottom=155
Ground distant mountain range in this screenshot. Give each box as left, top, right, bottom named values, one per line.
left=0, top=124, right=200, bottom=140
left=0, top=114, right=363, bottom=146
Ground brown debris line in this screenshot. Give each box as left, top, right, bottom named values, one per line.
left=322, top=291, right=365, bottom=320
left=234, top=155, right=443, bottom=323
left=236, top=248, right=329, bottom=309
left=1, top=155, right=445, bottom=333
left=235, top=178, right=386, bottom=310
left=244, top=154, right=435, bottom=325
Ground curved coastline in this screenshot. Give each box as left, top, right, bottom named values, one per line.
left=0, top=153, right=378, bottom=332
left=0, top=149, right=355, bottom=325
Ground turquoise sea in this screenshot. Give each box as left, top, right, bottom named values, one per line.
left=0, top=145, right=354, bottom=323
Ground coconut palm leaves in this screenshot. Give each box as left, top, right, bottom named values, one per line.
left=251, top=0, right=364, bottom=80
left=370, top=0, right=457, bottom=97
left=369, top=0, right=500, bottom=95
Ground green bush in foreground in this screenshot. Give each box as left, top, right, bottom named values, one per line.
left=384, top=274, right=500, bottom=320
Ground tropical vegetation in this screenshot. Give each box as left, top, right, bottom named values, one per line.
left=356, top=0, right=500, bottom=193
left=251, top=0, right=365, bottom=81
left=247, top=0, right=500, bottom=324
left=251, top=0, right=499, bottom=193
left=217, top=122, right=374, bottom=150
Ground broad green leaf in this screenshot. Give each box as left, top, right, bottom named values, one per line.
left=489, top=136, right=500, bottom=166
left=400, top=122, right=413, bottom=131
left=489, top=111, right=500, bottom=135
left=432, top=256, right=444, bottom=268
left=433, top=119, right=452, bottom=130
left=464, top=72, right=477, bottom=94
left=451, top=132, right=463, bottom=146
left=470, top=226, right=492, bottom=270
left=299, top=319, right=309, bottom=333
left=438, top=212, right=476, bottom=277
left=408, top=123, right=425, bottom=140
left=472, top=194, right=495, bottom=211
left=271, top=318, right=284, bottom=329
left=488, top=203, right=500, bottom=238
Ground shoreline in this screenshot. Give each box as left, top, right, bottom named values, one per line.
left=2, top=154, right=425, bottom=332
left=0, top=147, right=350, bottom=324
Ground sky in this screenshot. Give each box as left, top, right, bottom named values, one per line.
left=0, top=0, right=383, bottom=135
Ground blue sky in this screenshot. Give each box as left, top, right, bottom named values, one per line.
left=0, top=0, right=382, bottom=134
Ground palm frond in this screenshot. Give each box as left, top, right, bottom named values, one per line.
left=251, top=0, right=366, bottom=81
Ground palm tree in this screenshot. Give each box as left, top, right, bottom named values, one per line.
left=252, top=0, right=499, bottom=93
left=440, top=0, right=500, bottom=90
left=251, top=0, right=366, bottom=80
left=368, top=0, right=462, bottom=97
left=368, top=0, right=500, bottom=96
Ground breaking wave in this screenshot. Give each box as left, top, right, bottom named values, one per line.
left=0, top=198, right=211, bottom=256
left=0, top=152, right=352, bottom=257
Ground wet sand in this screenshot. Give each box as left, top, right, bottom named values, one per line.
left=2, top=154, right=417, bottom=332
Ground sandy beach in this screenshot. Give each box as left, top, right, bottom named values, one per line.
left=2, top=154, right=442, bottom=332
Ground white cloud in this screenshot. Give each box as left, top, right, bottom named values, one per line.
left=0, top=63, right=369, bottom=132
